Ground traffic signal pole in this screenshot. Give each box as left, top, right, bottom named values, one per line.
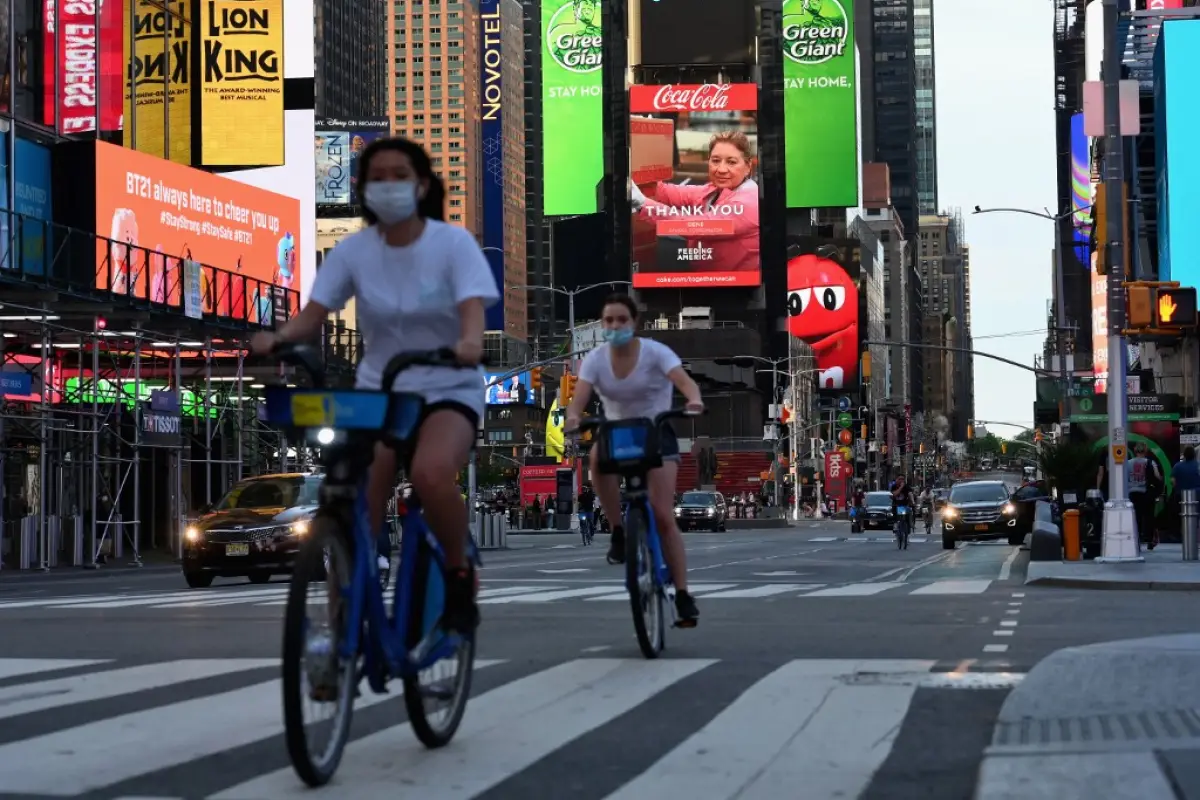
left=1098, top=0, right=1140, bottom=562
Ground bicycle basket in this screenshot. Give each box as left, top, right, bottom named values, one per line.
left=597, top=419, right=661, bottom=474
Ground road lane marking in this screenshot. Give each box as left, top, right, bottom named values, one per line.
left=910, top=580, right=992, bottom=595
left=0, top=659, right=108, bottom=681
left=992, top=630, right=1014, bottom=637
left=982, top=644, right=1009, bottom=653
left=700, top=584, right=820, bottom=599
left=803, top=582, right=904, bottom=597
left=999, top=620, right=1018, bottom=627
left=998, top=546, right=1021, bottom=581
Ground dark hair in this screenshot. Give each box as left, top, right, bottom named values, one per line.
left=1186, top=446, right=1196, bottom=461
left=601, top=293, right=638, bottom=319
left=356, top=136, right=446, bottom=223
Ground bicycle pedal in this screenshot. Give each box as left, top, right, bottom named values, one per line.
left=673, top=619, right=698, bottom=629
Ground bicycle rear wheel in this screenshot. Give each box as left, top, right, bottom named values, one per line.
left=624, top=504, right=665, bottom=659
left=402, top=536, right=475, bottom=748
left=282, top=515, right=358, bottom=787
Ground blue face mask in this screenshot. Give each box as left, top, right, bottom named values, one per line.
left=603, top=326, right=635, bottom=346
left=365, top=180, right=419, bottom=225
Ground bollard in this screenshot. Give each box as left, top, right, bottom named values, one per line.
left=1181, top=490, right=1198, bottom=561
left=1062, top=509, right=1081, bottom=561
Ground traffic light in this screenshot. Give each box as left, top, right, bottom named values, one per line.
left=1154, top=287, right=1198, bottom=328
left=967, top=424, right=974, bottom=440
left=559, top=374, right=577, bottom=406
left=530, top=367, right=542, bottom=390
left=1127, top=283, right=1154, bottom=328
left=1001, top=442, right=1007, bottom=455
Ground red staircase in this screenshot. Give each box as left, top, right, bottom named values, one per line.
left=676, top=451, right=773, bottom=497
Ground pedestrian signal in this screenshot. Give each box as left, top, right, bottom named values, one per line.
left=1154, top=287, right=1198, bottom=328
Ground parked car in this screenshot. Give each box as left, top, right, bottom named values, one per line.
left=674, top=491, right=727, bottom=531
left=940, top=480, right=1024, bottom=549
left=181, top=473, right=322, bottom=588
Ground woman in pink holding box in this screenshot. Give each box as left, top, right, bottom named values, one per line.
left=630, top=130, right=760, bottom=275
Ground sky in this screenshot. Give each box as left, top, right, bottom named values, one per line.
left=933, top=0, right=1057, bottom=434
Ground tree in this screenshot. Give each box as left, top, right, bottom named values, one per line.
left=1014, top=428, right=1036, bottom=444
left=969, top=433, right=1004, bottom=456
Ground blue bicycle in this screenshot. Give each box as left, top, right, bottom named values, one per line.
left=895, top=505, right=910, bottom=550
left=263, top=344, right=482, bottom=787
left=578, top=407, right=696, bottom=659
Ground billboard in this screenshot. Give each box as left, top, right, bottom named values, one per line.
left=785, top=236, right=863, bottom=393
left=541, top=0, right=603, bottom=216
left=316, top=218, right=364, bottom=324
left=629, top=83, right=760, bottom=288
left=95, top=141, right=301, bottom=309
left=485, top=372, right=534, bottom=405
left=315, top=119, right=389, bottom=206
left=480, top=0, right=505, bottom=330
left=637, top=0, right=754, bottom=67
left=1070, top=114, right=1091, bottom=245
left=199, top=0, right=284, bottom=166
left=124, top=0, right=192, bottom=164
left=1156, top=20, right=1200, bottom=289
left=43, top=0, right=124, bottom=134
left=781, top=0, right=859, bottom=208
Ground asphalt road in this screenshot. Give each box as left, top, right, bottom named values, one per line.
left=2, top=523, right=1199, bottom=799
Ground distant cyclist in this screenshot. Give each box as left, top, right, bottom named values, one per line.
left=890, top=475, right=916, bottom=536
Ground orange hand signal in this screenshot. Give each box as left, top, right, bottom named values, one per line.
left=1159, top=292, right=1179, bottom=323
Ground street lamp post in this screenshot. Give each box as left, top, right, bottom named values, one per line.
left=509, top=281, right=634, bottom=351
left=971, top=205, right=1081, bottom=412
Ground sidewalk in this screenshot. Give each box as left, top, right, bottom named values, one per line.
left=1026, top=543, right=1200, bottom=589
left=975, top=633, right=1200, bottom=799
left=0, top=550, right=179, bottom=582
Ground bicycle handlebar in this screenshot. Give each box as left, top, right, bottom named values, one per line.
left=270, top=343, right=326, bottom=387
left=573, top=405, right=703, bottom=434
left=268, top=343, right=488, bottom=390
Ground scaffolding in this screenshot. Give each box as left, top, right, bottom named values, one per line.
left=0, top=301, right=307, bottom=571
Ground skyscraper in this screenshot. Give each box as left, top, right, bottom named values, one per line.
left=913, top=0, right=938, bottom=215
left=316, top=0, right=388, bottom=118
left=387, top=0, right=527, bottom=339
left=869, top=0, right=919, bottom=237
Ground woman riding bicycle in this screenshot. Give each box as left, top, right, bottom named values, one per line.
left=250, top=136, right=495, bottom=635
left=564, top=295, right=705, bottom=625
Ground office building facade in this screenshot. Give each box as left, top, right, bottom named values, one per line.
left=869, top=0, right=919, bottom=237
left=317, top=0, right=389, bottom=118
left=913, top=0, right=938, bottom=215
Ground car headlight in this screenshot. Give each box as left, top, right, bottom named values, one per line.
left=291, top=518, right=310, bottom=536
left=185, top=525, right=200, bottom=542
left=942, top=507, right=958, bottom=519
left=706, top=507, right=715, bottom=516
left=1002, top=503, right=1016, bottom=515
left=674, top=506, right=682, bottom=515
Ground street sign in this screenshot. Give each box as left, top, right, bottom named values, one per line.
left=837, top=396, right=851, bottom=412
left=837, top=412, right=853, bottom=428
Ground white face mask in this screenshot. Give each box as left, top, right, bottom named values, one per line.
left=365, top=180, right=419, bottom=225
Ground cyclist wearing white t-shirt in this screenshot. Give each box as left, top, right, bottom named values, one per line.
left=564, top=295, right=705, bottom=625
left=251, top=137, right=497, bottom=635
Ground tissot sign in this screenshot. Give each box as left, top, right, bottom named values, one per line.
left=629, top=83, right=756, bottom=113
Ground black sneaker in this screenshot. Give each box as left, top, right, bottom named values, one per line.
left=674, top=590, right=699, bottom=628
left=441, top=568, right=479, bottom=634
left=606, top=526, right=626, bottom=565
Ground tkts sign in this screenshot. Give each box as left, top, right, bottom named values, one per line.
left=630, top=83, right=759, bottom=113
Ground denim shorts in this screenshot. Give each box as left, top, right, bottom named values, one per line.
left=658, top=423, right=681, bottom=462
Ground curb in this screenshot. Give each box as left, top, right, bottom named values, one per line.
left=1026, top=576, right=1200, bottom=591
left=0, top=563, right=180, bottom=583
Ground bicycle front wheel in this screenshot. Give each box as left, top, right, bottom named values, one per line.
left=282, top=515, right=358, bottom=787
left=624, top=505, right=665, bottom=659
left=402, top=536, right=475, bottom=748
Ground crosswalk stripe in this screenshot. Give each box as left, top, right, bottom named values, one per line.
left=0, top=660, right=503, bottom=796
left=211, top=657, right=716, bottom=800
left=587, top=583, right=739, bottom=601
left=909, top=579, right=993, bottom=595
left=150, top=591, right=289, bottom=609
left=51, top=588, right=283, bottom=610
left=0, top=594, right=133, bottom=609
left=810, top=536, right=838, bottom=542
left=604, top=659, right=935, bottom=798
left=480, top=586, right=627, bottom=603
left=803, top=582, right=904, bottom=597
left=0, top=659, right=109, bottom=681
left=700, top=584, right=820, bottom=598
left=0, top=659, right=276, bottom=720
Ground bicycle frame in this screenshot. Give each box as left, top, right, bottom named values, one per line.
left=335, top=477, right=467, bottom=689
left=625, top=493, right=672, bottom=592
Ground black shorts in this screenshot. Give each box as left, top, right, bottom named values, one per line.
left=418, top=400, right=480, bottom=435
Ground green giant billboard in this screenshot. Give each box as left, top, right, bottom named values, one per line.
left=782, top=0, right=860, bottom=208
left=542, top=0, right=604, bottom=216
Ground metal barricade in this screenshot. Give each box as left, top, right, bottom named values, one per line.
left=474, top=513, right=508, bottom=550
left=15, top=516, right=37, bottom=570
left=1181, top=489, right=1198, bottom=561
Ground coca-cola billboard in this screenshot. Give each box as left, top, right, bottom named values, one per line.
left=41, top=0, right=125, bottom=134
left=629, top=83, right=761, bottom=289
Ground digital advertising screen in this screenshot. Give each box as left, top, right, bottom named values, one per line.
left=485, top=372, right=535, bottom=405
left=637, top=0, right=755, bottom=67
left=123, top=0, right=193, bottom=164
left=541, top=0, right=604, bottom=216
left=199, top=0, right=285, bottom=167
left=1155, top=19, right=1200, bottom=289
left=42, top=0, right=124, bottom=135
left=629, top=83, right=760, bottom=288
left=95, top=141, right=301, bottom=312
left=315, top=120, right=389, bottom=206
left=781, top=0, right=859, bottom=208
left=785, top=236, right=864, bottom=393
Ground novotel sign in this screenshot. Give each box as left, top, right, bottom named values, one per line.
left=481, top=3, right=502, bottom=121
left=479, top=0, right=505, bottom=331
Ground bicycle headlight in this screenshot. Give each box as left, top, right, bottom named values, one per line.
left=314, top=427, right=337, bottom=446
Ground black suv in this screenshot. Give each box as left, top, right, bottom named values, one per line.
left=674, top=491, right=727, bottom=531
left=941, top=480, right=1022, bottom=549
left=182, top=473, right=322, bottom=587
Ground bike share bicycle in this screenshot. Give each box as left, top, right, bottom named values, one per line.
left=262, top=344, right=483, bottom=787
left=576, top=406, right=698, bottom=659
left=895, top=505, right=911, bottom=550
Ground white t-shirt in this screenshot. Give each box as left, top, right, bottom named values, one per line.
left=578, top=339, right=682, bottom=420
left=310, top=221, right=499, bottom=408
